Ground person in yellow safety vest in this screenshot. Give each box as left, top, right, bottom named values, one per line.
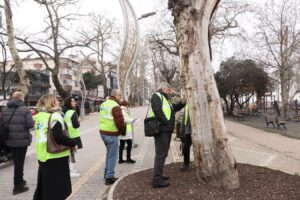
left=99, top=89, right=126, bottom=185
left=150, top=82, right=186, bottom=189
left=180, top=104, right=192, bottom=171
left=33, top=94, right=77, bottom=200
left=118, top=100, right=138, bottom=164
left=62, top=97, right=83, bottom=178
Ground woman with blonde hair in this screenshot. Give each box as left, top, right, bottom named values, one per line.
left=33, top=94, right=77, bottom=200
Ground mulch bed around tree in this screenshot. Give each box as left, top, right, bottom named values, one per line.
left=113, top=163, right=300, bottom=200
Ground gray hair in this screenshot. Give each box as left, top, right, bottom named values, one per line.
left=111, top=89, right=120, bottom=96
left=12, top=91, right=25, bottom=102
left=158, top=82, right=172, bottom=91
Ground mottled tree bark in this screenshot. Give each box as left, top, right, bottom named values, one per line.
left=169, top=0, right=239, bottom=189
left=4, top=0, right=29, bottom=95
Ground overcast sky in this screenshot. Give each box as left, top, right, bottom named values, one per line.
left=12, top=0, right=165, bottom=34
left=5, top=0, right=268, bottom=71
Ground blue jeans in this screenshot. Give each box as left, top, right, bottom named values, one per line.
left=101, top=134, right=119, bottom=178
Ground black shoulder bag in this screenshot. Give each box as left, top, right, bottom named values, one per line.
left=144, top=106, right=160, bottom=137
left=0, top=107, right=18, bottom=141
left=144, top=93, right=163, bottom=137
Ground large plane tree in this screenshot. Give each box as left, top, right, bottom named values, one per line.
left=168, top=0, right=239, bottom=189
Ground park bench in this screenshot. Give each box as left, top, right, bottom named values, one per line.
left=251, top=108, right=262, bottom=115
left=265, top=115, right=287, bottom=130
left=237, top=109, right=250, bottom=116
left=233, top=110, right=245, bottom=120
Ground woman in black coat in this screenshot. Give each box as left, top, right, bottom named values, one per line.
left=33, top=94, right=77, bottom=200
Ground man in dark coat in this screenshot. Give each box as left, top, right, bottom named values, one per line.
left=1, top=92, right=34, bottom=195
left=180, top=105, right=192, bottom=171
left=151, top=82, right=185, bottom=188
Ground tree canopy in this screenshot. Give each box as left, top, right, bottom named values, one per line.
left=82, top=71, right=102, bottom=91
left=215, top=57, right=271, bottom=114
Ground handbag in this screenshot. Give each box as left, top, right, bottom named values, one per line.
left=0, top=107, right=18, bottom=142
left=144, top=116, right=160, bottom=137
left=144, top=105, right=160, bottom=137
left=47, top=113, right=70, bottom=153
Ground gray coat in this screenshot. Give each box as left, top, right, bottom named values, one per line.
left=2, top=99, right=34, bottom=147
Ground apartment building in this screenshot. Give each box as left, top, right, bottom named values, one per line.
left=0, top=57, right=80, bottom=103
left=80, top=59, right=118, bottom=98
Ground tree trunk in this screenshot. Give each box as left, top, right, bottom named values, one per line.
left=280, top=77, right=288, bottom=119
left=51, top=68, right=69, bottom=99
left=4, top=0, right=29, bottom=95
left=102, top=72, right=108, bottom=97
left=169, top=0, right=239, bottom=189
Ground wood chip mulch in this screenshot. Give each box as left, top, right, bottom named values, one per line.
left=113, top=163, right=300, bottom=200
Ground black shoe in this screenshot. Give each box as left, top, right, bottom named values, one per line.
left=21, top=180, right=27, bottom=187
left=105, top=177, right=118, bottom=185
left=13, top=185, right=29, bottom=195
left=118, top=160, right=125, bottom=164
left=152, top=180, right=170, bottom=188
left=180, top=164, right=189, bottom=171
left=126, top=159, right=136, bottom=164
left=162, top=176, right=169, bottom=181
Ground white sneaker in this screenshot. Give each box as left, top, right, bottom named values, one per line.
left=70, top=171, right=80, bottom=178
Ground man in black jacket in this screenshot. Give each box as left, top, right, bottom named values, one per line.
left=151, top=82, right=185, bottom=188
left=2, top=92, right=34, bottom=195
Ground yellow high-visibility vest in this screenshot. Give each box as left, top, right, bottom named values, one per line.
left=99, top=99, right=119, bottom=132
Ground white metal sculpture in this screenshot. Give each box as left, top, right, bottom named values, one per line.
left=117, top=0, right=140, bottom=100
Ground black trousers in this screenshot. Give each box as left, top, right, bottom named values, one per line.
left=119, top=139, right=132, bottom=160
left=153, top=131, right=172, bottom=178
left=181, top=134, right=192, bottom=166
left=11, top=147, right=28, bottom=186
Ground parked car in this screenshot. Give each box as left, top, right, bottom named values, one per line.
left=28, top=106, right=37, bottom=117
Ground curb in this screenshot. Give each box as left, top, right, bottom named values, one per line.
left=107, top=168, right=151, bottom=200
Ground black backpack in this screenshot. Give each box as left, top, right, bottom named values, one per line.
left=0, top=108, right=18, bottom=142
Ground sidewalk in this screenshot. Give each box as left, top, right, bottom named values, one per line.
left=170, top=120, right=300, bottom=175
left=226, top=113, right=300, bottom=140
left=106, top=119, right=300, bottom=199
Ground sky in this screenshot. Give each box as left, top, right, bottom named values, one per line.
left=12, top=0, right=165, bottom=35
left=4, top=0, right=267, bottom=71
